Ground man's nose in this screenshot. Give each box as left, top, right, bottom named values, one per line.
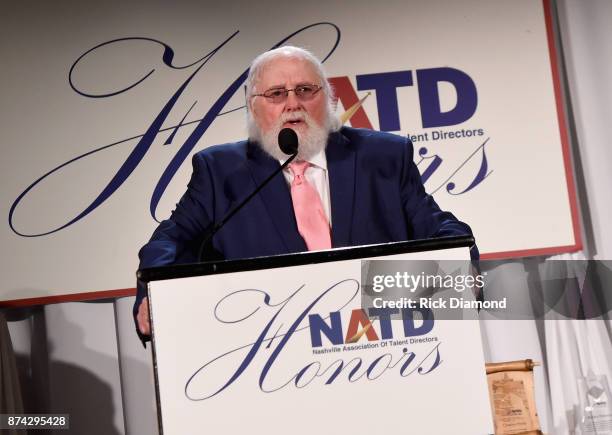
left=284, top=90, right=302, bottom=111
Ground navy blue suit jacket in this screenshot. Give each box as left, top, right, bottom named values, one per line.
left=134, top=127, right=476, bottom=337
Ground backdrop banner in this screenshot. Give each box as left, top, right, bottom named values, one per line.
left=1, top=0, right=579, bottom=302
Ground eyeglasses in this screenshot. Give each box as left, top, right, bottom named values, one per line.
left=252, top=84, right=322, bottom=103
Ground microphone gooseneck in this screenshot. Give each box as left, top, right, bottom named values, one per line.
left=196, top=128, right=299, bottom=262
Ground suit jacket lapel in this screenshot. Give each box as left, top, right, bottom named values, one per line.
left=246, top=141, right=307, bottom=252
left=327, top=130, right=355, bottom=247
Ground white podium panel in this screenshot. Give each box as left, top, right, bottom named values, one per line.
left=148, top=247, right=493, bottom=434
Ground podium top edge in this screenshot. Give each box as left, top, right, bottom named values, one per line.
left=137, top=235, right=475, bottom=283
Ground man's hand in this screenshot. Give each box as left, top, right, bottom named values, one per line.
left=137, top=297, right=151, bottom=336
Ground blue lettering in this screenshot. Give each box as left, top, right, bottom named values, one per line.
left=447, top=138, right=492, bottom=195
left=356, top=70, right=413, bottom=132
left=9, top=22, right=341, bottom=236
left=366, top=354, right=393, bottom=380
left=259, top=280, right=353, bottom=393
left=401, top=308, right=434, bottom=336
left=9, top=32, right=240, bottom=236
left=367, top=307, right=398, bottom=340
left=418, top=343, right=443, bottom=374
left=323, top=358, right=364, bottom=384
left=294, top=361, right=322, bottom=388
left=308, top=311, right=343, bottom=347
left=399, top=348, right=418, bottom=376
left=431, top=138, right=492, bottom=195
left=417, top=67, right=477, bottom=128
left=416, top=146, right=443, bottom=184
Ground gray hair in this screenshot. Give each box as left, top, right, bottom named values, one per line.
left=245, top=46, right=339, bottom=133
left=246, top=46, right=333, bottom=99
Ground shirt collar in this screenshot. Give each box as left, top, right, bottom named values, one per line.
left=280, top=148, right=328, bottom=171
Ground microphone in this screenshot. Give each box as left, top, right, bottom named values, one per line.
left=278, top=127, right=298, bottom=155
left=197, top=128, right=299, bottom=262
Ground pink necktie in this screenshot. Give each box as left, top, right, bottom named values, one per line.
left=289, top=161, right=331, bottom=250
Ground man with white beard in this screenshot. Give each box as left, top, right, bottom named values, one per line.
left=246, top=47, right=338, bottom=163
left=134, top=46, right=476, bottom=339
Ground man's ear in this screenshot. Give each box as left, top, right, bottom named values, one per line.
left=247, top=98, right=257, bottom=117
left=244, top=84, right=253, bottom=115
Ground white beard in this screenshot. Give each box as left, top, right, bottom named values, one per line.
left=248, top=110, right=331, bottom=161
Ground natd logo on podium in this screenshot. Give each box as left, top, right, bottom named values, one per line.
left=184, top=281, right=443, bottom=401
left=308, top=307, right=435, bottom=348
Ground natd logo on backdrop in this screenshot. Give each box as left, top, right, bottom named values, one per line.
left=9, top=22, right=488, bottom=238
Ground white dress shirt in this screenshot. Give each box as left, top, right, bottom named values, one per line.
left=279, top=149, right=332, bottom=226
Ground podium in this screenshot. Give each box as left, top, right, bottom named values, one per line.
left=139, top=236, right=494, bottom=435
